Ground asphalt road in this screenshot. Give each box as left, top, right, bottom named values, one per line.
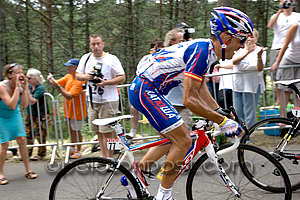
left=1, top=157, right=300, bottom=200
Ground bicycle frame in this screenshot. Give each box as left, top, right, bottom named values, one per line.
left=95, top=117, right=242, bottom=198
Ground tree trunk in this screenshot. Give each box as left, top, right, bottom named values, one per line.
left=159, top=0, right=162, bottom=39
left=39, top=0, right=43, bottom=71
left=127, top=0, right=134, bottom=80
left=0, top=1, right=3, bottom=80
left=46, top=0, right=53, bottom=74
left=85, top=0, right=90, bottom=53
left=168, top=0, right=174, bottom=30
left=295, top=0, right=300, bottom=12
left=25, top=0, right=31, bottom=68
left=68, top=0, right=74, bottom=58
left=178, top=0, right=185, bottom=23
left=217, top=0, right=232, bottom=7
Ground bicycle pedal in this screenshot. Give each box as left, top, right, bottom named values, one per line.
left=218, top=158, right=224, bottom=164
left=293, top=159, right=299, bottom=165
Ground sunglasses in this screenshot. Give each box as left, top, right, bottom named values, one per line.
left=7, top=63, right=18, bottom=73
left=26, top=77, right=32, bottom=80
left=239, top=37, right=247, bottom=45
left=227, top=34, right=247, bottom=45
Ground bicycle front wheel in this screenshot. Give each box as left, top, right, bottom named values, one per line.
left=49, top=157, right=142, bottom=200
left=186, top=144, right=292, bottom=200
left=240, top=117, right=300, bottom=191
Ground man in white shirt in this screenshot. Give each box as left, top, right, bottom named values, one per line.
left=76, top=34, right=126, bottom=170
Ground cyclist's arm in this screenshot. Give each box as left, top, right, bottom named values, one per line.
left=182, top=76, right=224, bottom=124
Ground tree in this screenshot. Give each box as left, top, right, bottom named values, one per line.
left=217, top=0, right=232, bottom=7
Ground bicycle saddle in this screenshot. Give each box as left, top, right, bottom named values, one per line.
left=276, top=79, right=300, bottom=86
left=92, top=115, right=133, bottom=126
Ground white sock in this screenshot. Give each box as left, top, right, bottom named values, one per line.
left=155, top=184, right=172, bottom=200
left=130, top=129, right=137, bottom=134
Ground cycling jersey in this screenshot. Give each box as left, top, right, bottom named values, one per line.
left=129, top=39, right=218, bottom=134
left=136, top=39, right=217, bottom=95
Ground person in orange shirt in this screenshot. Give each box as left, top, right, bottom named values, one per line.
left=47, top=59, right=87, bottom=159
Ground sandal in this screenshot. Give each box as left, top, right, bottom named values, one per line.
left=25, top=172, right=37, bottom=179
left=0, top=178, right=9, bottom=185
left=70, top=150, right=82, bottom=159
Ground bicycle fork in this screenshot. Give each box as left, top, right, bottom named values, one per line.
left=205, top=142, right=241, bottom=198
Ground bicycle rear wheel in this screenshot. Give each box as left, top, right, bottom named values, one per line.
left=49, top=157, right=142, bottom=200
left=240, top=117, right=300, bottom=191
left=186, top=144, right=292, bottom=200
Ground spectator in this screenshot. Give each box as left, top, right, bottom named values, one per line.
left=129, top=7, right=250, bottom=200
left=163, top=28, right=185, bottom=47
left=0, top=63, right=37, bottom=185
left=268, top=0, right=300, bottom=104
left=126, top=38, right=164, bottom=139
left=216, top=60, right=234, bottom=109
left=164, top=28, right=193, bottom=131
left=218, top=29, right=267, bottom=127
left=76, top=34, right=126, bottom=170
left=26, top=68, right=49, bottom=161
left=270, top=22, right=300, bottom=119
left=206, top=66, right=220, bottom=103
left=48, top=58, right=87, bottom=159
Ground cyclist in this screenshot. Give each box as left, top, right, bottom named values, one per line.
left=128, top=7, right=253, bottom=200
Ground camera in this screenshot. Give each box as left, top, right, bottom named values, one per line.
left=155, top=46, right=161, bottom=52
left=279, top=0, right=296, bottom=9
left=184, top=28, right=195, bottom=41
left=90, top=63, right=103, bottom=84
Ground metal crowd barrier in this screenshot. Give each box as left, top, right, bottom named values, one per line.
left=7, top=64, right=298, bottom=163
left=8, top=93, right=59, bottom=164
left=206, top=64, right=300, bottom=126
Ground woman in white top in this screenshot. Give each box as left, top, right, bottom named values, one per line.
left=270, top=22, right=300, bottom=119
left=216, top=29, right=267, bottom=127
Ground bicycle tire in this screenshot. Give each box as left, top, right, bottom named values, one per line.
left=240, top=117, right=300, bottom=191
left=186, top=143, right=292, bottom=200
left=49, top=157, right=143, bottom=200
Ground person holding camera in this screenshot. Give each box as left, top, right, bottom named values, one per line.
left=76, top=34, right=125, bottom=168
left=164, top=28, right=193, bottom=131
left=47, top=58, right=87, bottom=159
left=268, top=0, right=300, bottom=105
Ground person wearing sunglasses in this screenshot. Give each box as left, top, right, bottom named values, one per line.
left=0, top=63, right=37, bottom=185
left=25, top=68, right=49, bottom=161
left=216, top=29, right=268, bottom=128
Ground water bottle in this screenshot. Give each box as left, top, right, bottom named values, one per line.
left=120, top=175, right=137, bottom=198
left=156, top=165, right=164, bottom=181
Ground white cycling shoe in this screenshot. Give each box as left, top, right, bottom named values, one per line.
left=153, top=197, right=175, bottom=200
left=125, top=131, right=136, bottom=139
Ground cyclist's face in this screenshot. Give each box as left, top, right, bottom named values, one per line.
left=225, top=37, right=244, bottom=59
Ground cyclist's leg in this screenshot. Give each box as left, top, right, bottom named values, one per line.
left=139, top=137, right=171, bottom=171
left=129, top=77, right=192, bottom=199
left=162, top=124, right=192, bottom=189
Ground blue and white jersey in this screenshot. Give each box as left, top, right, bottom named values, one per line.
left=136, top=39, right=217, bottom=95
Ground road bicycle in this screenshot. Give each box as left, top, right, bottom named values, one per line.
left=49, top=109, right=292, bottom=199
left=240, top=79, right=300, bottom=191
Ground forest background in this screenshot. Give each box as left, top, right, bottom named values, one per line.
left=1, top=0, right=299, bottom=93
